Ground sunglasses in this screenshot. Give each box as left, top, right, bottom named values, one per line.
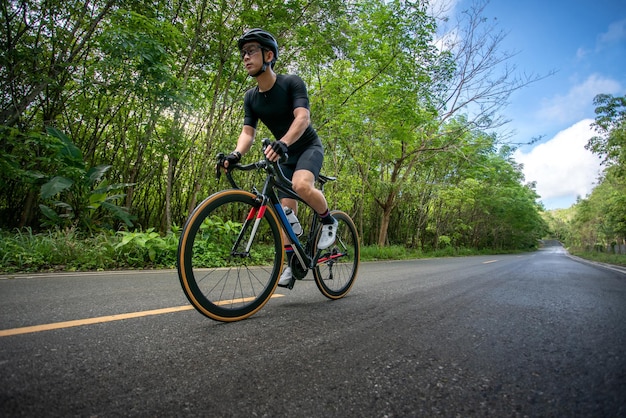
left=240, top=45, right=263, bottom=59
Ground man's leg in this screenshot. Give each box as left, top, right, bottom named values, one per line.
left=291, top=170, right=327, bottom=215
left=292, top=170, right=338, bottom=249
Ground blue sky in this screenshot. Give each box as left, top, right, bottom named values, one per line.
left=436, top=0, right=626, bottom=209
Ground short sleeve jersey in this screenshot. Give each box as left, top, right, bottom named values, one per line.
left=243, top=74, right=321, bottom=154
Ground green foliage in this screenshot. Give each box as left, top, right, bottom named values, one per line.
left=115, top=228, right=178, bottom=266
left=0, top=227, right=184, bottom=273
left=37, top=128, right=135, bottom=231
left=587, top=94, right=626, bottom=175
left=0, top=228, right=119, bottom=273
left=0, top=126, right=71, bottom=226
left=565, top=168, right=626, bottom=251
left=97, top=9, right=184, bottom=106
left=557, top=94, right=626, bottom=252
left=568, top=249, right=626, bottom=268
left=1, top=0, right=549, bottom=262
left=0, top=230, right=528, bottom=274
left=360, top=245, right=423, bottom=261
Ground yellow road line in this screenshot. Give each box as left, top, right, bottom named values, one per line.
left=0, top=294, right=285, bottom=338
left=0, top=306, right=194, bottom=337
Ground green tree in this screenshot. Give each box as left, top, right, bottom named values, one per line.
left=309, top=0, right=449, bottom=245
left=37, top=128, right=134, bottom=231
left=1, top=127, right=58, bottom=227
left=0, top=0, right=117, bottom=127
left=567, top=93, right=626, bottom=253
left=569, top=168, right=626, bottom=251
left=0, top=0, right=551, bottom=255
left=587, top=93, right=626, bottom=176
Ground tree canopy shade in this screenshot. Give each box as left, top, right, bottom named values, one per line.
left=0, top=0, right=548, bottom=251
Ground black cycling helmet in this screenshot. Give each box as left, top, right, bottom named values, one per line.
left=238, top=28, right=278, bottom=76
left=238, top=28, right=279, bottom=59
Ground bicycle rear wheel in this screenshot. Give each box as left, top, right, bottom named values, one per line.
left=177, top=190, right=284, bottom=322
left=313, top=210, right=360, bottom=299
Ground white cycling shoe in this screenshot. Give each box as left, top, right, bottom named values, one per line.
left=278, top=266, right=292, bottom=287
left=317, top=218, right=338, bottom=250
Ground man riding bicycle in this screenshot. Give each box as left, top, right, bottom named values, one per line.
left=220, top=28, right=337, bottom=287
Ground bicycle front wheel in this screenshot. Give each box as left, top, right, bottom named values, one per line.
left=313, top=210, right=360, bottom=299
left=177, top=190, right=284, bottom=322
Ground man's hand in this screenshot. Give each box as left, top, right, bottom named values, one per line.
left=264, top=141, right=288, bottom=162
left=221, top=151, right=241, bottom=169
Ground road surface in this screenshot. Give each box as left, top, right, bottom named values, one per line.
left=1, top=241, right=625, bottom=416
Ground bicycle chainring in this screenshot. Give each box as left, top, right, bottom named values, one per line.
left=289, top=256, right=308, bottom=280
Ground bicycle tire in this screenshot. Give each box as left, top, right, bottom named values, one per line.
left=313, top=210, right=360, bottom=299
left=177, top=190, right=284, bottom=322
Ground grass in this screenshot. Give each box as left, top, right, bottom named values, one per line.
left=0, top=228, right=177, bottom=273
left=4, top=229, right=614, bottom=274
left=359, top=244, right=497, bottom=261
left=568, top=249, right=626, bottom=267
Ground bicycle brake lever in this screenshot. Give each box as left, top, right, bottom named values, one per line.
left=215, top=153, right=225, bottom=180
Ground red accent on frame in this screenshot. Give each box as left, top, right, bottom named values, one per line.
left=316, top=252, right=345, bottom=264
left=257, top=205, right=267, bottom=219
left=246, top=207, right=258, bottom=221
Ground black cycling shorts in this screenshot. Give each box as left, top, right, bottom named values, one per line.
left=278, top=143, right=324, bottom=198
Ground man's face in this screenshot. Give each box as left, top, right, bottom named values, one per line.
left=241, top=42, right=264, bottom=75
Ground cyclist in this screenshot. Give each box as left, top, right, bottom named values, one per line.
left=221, top=28, right=337, bottom=287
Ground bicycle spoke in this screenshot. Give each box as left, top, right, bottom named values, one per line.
left=177, top=191, right=283, bottom=321
left=313, top=211, right=360, bottom=299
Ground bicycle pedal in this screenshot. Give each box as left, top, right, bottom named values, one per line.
left=277, top=278, right=295, bottom=290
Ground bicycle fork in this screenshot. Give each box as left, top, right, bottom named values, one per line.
left=228, top=200, right=268, bottom=258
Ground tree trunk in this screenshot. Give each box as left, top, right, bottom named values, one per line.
left=378, top=206, right=393, bottom=247
left=164, top=156, right=177, bottom=234
left=19, top=190, right=37, bottom=228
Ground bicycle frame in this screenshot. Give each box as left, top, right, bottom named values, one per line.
left=227, top=158, right=319, bottom=271
left=221, top=145, right=347, bottom=275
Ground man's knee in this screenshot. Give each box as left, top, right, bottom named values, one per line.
left=292, top=179, right=312, bottom=196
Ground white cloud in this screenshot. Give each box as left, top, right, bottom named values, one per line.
left=575, top=46, right=590, bottom=60
left=514, top=119, right=603, bottom=207
left=536, top=74, right=622, bottom=124
left=598, top=18, right=626, bottom=46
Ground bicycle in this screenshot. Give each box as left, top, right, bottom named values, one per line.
left=177, top=139, right=360, bottom=322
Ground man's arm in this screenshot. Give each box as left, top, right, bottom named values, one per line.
left=223, top=125, right=255, bottom=169
left=264, top=107, right=310, bottom=162
left=278, top=107, right=310, bottom=147
left=235, top=125, right=256, bottom=155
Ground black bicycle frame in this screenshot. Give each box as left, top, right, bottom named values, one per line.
left=221, top=144, right=331, bottom=271
left=258, top=163, right=319, bottom=270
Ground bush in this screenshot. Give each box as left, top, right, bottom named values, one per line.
left=0, top=228, right=178, bottom=273
left=0, top=229, right=537, bottom=274
left=0, top=228, right=119, bottom=272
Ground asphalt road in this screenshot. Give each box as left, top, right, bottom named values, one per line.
left=1, top=241, right=625, bottom=417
